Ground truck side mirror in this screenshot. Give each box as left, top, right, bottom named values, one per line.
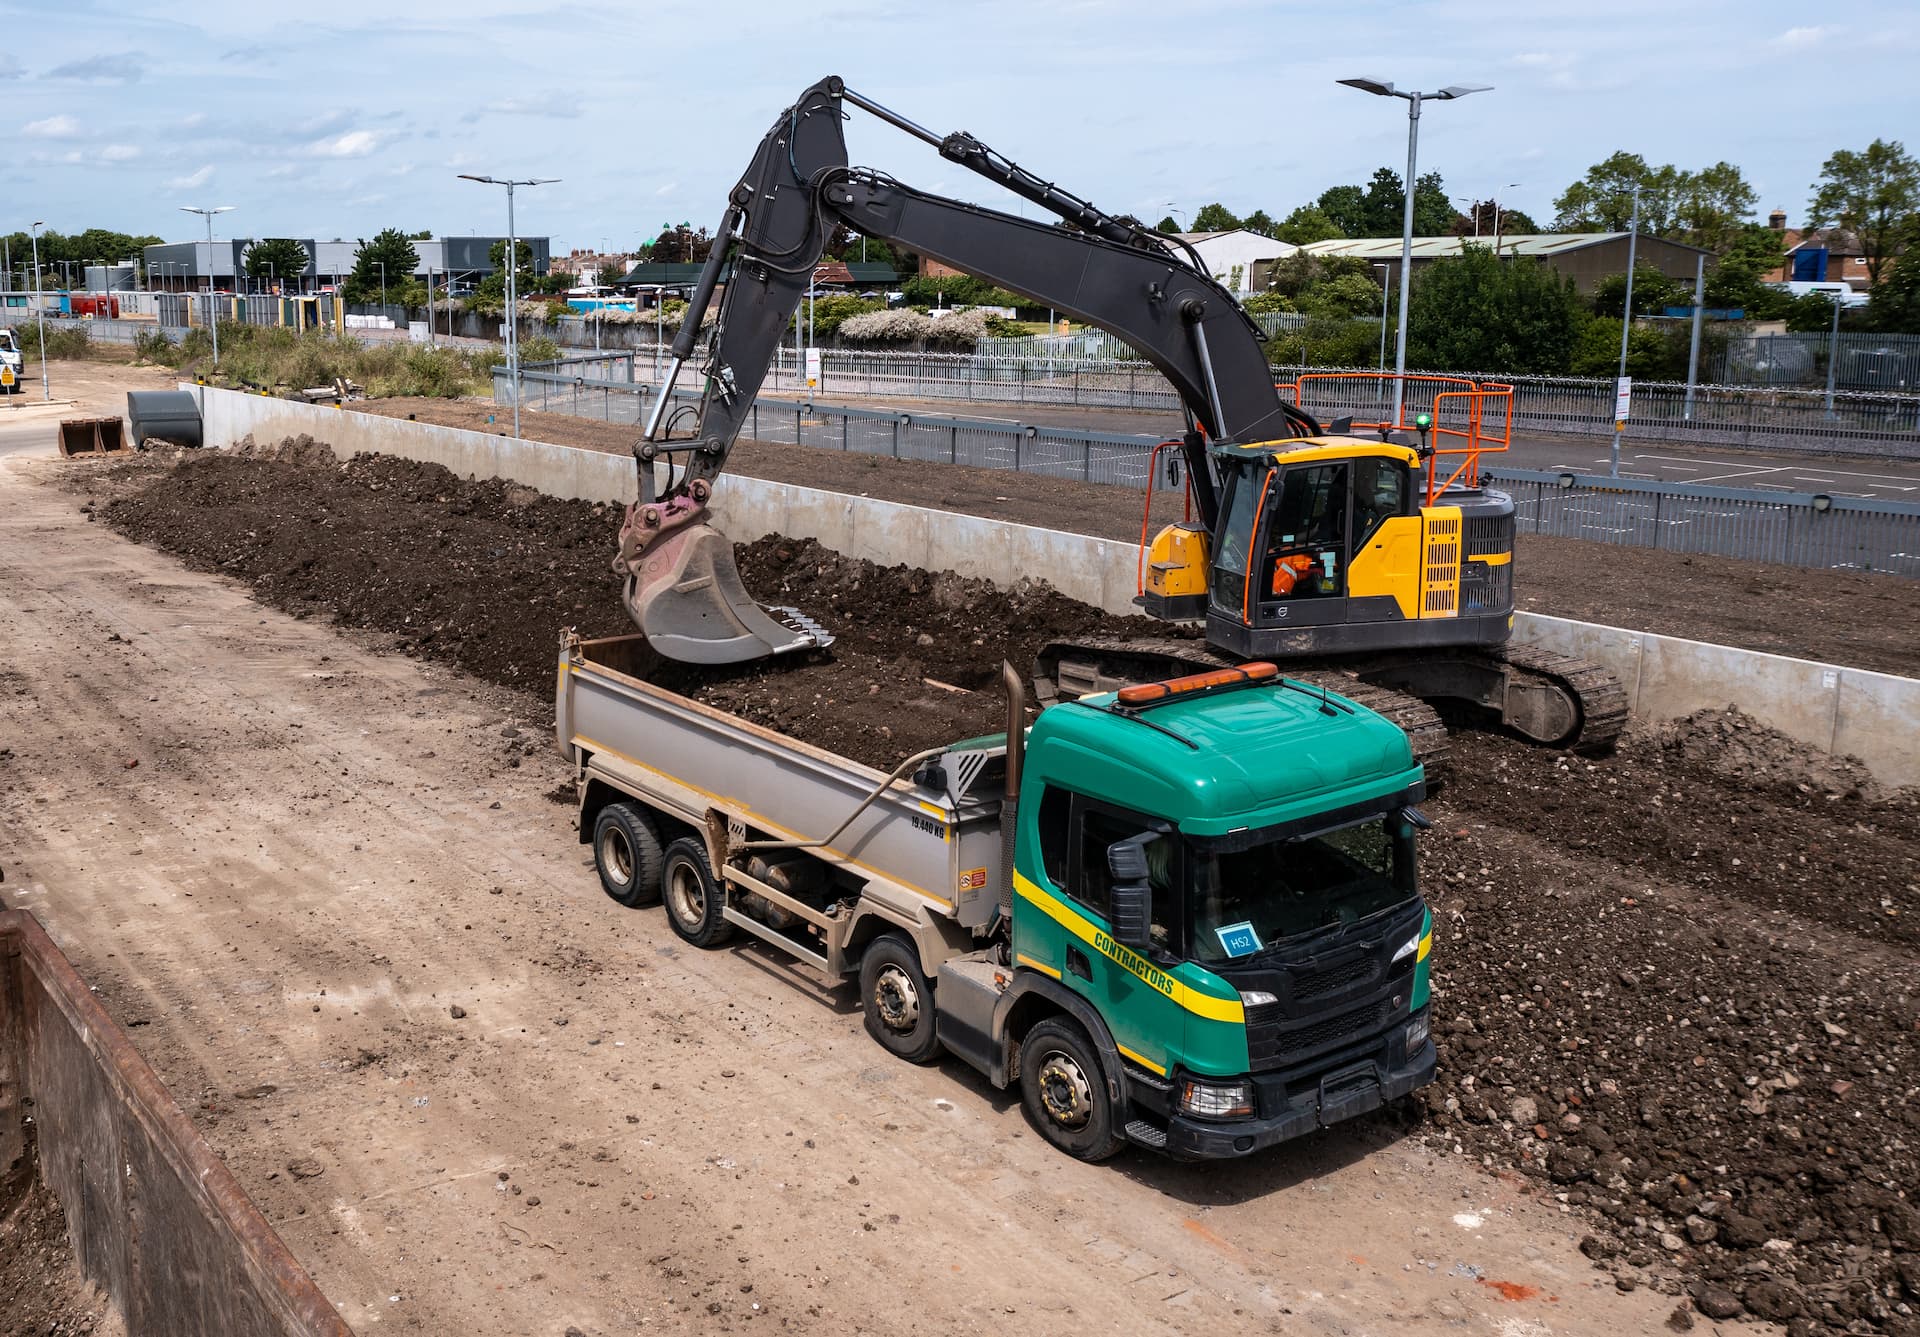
left=1106, top=836, right=1156, bottom=952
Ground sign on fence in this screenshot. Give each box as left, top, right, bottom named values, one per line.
left=805, top=347, right=820, bottom=390
left=1613, top=376, right=1633, bottom=426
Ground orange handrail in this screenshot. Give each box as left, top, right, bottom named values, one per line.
left=1277, top=372, right=1513, bottom=505
left=1136, top=439, right=1195, bottom=597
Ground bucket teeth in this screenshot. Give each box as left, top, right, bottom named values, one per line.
left=767, top=606, right=836, bottom=650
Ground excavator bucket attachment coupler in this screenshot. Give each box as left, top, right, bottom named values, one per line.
left=616, top=492, right=832, bottom=666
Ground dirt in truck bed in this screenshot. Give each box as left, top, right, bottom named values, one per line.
left=362, top=396, right=1920, bottom=676
left=76, top=443, right=1920, bottom=1333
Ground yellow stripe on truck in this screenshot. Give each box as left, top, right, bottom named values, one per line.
left=1013, top=872, right=1245, bottom=1024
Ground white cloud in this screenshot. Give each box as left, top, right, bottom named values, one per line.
left=0, top=55, right=22, bottom=79
left=23, top=115, right=81, bottom=139
left=1774, top=25, right=1830, bottom=47
left=653, top=182, right=678, bottom=197
left=100, top=144, right=140, bottom=162
left=307, top=130, right=383, bottom=158
left=483, top=94, right=582, bottom=119
left=166, top=164, right=215, bottom=190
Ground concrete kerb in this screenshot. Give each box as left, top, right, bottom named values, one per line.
left=186, top=386, right=1920, bottom=787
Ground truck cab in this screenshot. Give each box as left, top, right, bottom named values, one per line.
left=998, top=662, right=1434, bottom=1158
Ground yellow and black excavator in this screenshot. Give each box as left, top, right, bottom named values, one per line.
left=614, top=76, right=1624, bottom=761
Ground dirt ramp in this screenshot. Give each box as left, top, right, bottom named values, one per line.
left=0, top=910, right=351, bottom=1337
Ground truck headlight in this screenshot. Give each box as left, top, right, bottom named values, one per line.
left=1391, top=930, right=1422, bottom=963
left=1238, top=989, right=1278, bottom=1009
left=1178, top=1078, right=1254, bottom=1119
left=1405, top=1015, right=1430, bottom=1050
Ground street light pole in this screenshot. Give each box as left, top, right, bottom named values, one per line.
left=29, top=221, right=49, bottom=400
left=1824, top=289, right=1843, bottom=415
left=1491, top=182, right=1519, bottom=253
left=180, top=205, right=234, bottom=368
left=1338, top=76, right=1491, bottom=427
left=1610, top=184, right=1642, bottom=477
left=458, top=174, right=559, bottom=441
left=375, top=261, right=387, bottom=313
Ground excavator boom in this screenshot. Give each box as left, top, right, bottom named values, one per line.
left=615, top=76, right=1316, bottom=664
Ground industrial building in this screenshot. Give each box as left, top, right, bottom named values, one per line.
left=1297, top=232, right=1712, bottom=293
left=140, top=236, right=552, bottom=293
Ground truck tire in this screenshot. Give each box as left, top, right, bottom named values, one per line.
left=592, top=802, right=664, bottom=908
left=858, top=934, right=941, bottom=1064
left=1018, top=1017, right=1124, bottom=1162
left=661, top=837, right=734, bottom=948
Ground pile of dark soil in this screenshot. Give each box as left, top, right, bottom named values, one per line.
left=96, top=442, right=1139, bottom=768
left=85, top=445, right=1920, bottom=1332
left=1, top=1126, right=123, bottom=1337
left=1422, top=721, right=1919, bottom=1334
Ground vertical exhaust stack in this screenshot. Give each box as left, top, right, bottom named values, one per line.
left=998, top=660, right=1026, bottom=925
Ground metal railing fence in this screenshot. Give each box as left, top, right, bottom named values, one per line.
left=501, top=365, right=1920, bottom=575
left=1486, top=468, right=1920, bottom=576
left=520, top=344, right=1920, bottom=456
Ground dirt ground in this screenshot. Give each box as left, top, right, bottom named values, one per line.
left=4, top=449, right=1843, bottom=1335
left=0, top=1129, right=125, bottom=1337
left=11, top=440, right=1912, bottom=1333
left=356, top=396, right=1920, bottom=677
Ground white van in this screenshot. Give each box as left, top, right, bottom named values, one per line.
left=0, top=328, right=21, bottom=394
left=1770, top=280, right=1871, bottom=308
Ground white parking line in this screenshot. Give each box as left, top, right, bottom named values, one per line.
left=1636, top=454, right=1920, bottom=487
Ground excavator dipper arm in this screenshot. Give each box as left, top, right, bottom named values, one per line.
left=616, top=75, right=1316, bottom=664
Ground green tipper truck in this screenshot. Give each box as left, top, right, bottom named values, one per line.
left=559, top=633, right=1436, bottom=1161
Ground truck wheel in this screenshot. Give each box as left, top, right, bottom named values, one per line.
left=592, top=802, right=663, bottom=907
left=661, top=837, right=734, bottom=948
left=859, top=934, right=941, bottom=1064
left=1018, top=1018, right=1124, bottom=1162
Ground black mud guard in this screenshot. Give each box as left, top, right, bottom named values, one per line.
left=991, top=971, right=1129, bottom=1119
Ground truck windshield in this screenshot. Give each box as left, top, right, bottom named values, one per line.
left=1186, top=817, right=1415, bottom=963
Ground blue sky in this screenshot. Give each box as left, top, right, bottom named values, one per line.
left=6, top=0, right=1917, bottom=251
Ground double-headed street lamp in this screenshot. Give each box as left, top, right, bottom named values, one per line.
left=181, top=205, right=234, bottom=367
left=457, top=174, right=559, bottom=440
left=1338, top=76, right=1491, bottom=427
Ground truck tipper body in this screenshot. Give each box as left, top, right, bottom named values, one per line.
left=558, top=633, right=1436, bottom=1161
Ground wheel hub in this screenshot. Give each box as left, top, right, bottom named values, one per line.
left=667, top=863, right=704, bottom=922
left=1036, top=1050, right=1092, bottom=1129
left=600, top=828, right=633, bottom=885
left=873, top=964, right=920, bottom=1032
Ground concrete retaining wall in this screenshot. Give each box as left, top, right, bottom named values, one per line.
left=0, top=910, right=351, bottom=1336
left=190, top=387, right=1920, bottom=787
left=1513, top=614, right=1918, bottom=788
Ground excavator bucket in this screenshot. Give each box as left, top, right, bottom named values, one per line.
left=621, top=519, right=832, bottom=666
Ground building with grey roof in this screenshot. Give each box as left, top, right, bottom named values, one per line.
left=141, top=236, right=551, bottom=293
left=1299, top=233, right=1712, bottom=293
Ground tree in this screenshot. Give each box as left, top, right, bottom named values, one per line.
left=345, top=228, right=420, bottom=304
left=1274, top=205, right=1343, bottom=245
left=1453, top=200, right=1538, bottom=238
left=1406, top=245, right=1583, bottom=374
left=1315, top=185, right=1370, bottom=238
left=1589, top=264, right=1688, bottom=318
left=1808, top=138, right=1920, bottom=289
left=1555, top=152, right=1758, bottom=252
left=1703, top=223, right=1788, bottom=312
left=242, top=238, right=309, bottom=290
left=1867, top=222, right=1920, bottom=333
left=408, top=229, right=433, bottom=241
left=649, top=223, right=715, bottom=265
left=1190, top=202, right=1242, bottom=232
left=1154, top=215, right=1180, bottom=233
left=476, top=238, right=536, bottom=304
left=1241, top=209, right=1277, bottom=238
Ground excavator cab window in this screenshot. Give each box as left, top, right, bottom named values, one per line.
left=1260, top=463, right=1349, bottom=601
left=1208, top=461, right=1261, bottom=618
left=1352, top=455, right=1414, bottom=546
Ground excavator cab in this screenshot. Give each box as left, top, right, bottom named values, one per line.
left=1144, top=439, right=1517, bottom=658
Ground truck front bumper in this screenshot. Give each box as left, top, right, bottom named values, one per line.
left=1150, top=1040, right=1436, bottom=1161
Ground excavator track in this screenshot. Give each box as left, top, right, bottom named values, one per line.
left=1033, top=638, right=1452, bottom=778
left=1492, top=644, right=1629, bottom=757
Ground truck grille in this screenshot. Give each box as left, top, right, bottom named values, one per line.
left=1292, top=955, right=1378, bottom=1003
left=1245, top=999, right=1389, bottom=1070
